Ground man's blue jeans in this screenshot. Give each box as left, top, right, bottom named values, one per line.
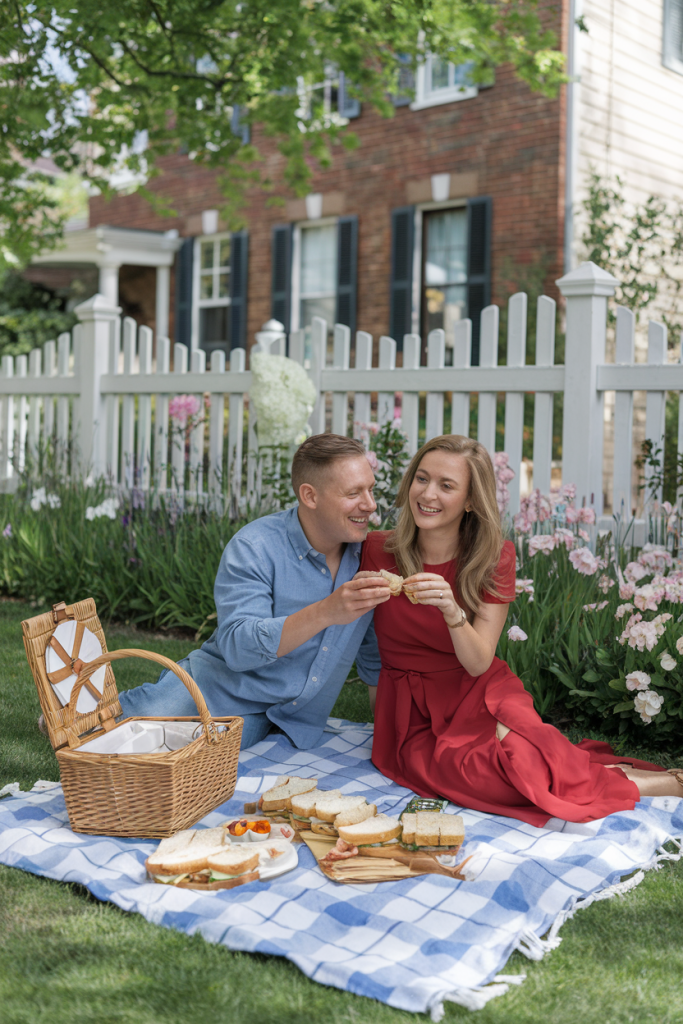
left=117, top=657, right=274, bottom=749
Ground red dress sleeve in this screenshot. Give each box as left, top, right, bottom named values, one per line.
left=482, top=539, right=516, bottom=604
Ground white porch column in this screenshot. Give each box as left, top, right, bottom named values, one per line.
left=556, top=261, right=619, bottom=515
left=156, top=265, right=171, bottom=342
left=98, top=264, right=120, bottom=306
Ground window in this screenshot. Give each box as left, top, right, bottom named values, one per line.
left=412, top=55, right=477, bottom=110
left=663, top=0, right=683, bottom=75
left=293, top=221, right=338, bottom=331
left=296, top=69, right=360, bottom=125
left=194, top=234, right=231, bottom=354
left=421, top=209, right=468, bottom=347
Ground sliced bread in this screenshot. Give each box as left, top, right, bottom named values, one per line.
left=314, top=793, right=368, bottom=822
left=337, top=814, right=402, bottom=846
left=147, top=827, right=228, bottom=875
left=260, top=776, right=317, bottom=811
left=415, top=811, right=465, bottom=847
left=290, top=788, right=339, bottom=818
left=334, top=802, right=377, bottom=828
left=437, top=814, right=465, bottom=847
left=205, top=848, right=260, bottom=875
left=379, top=568, right=404, bottom=595
left=400, top=812, right=417, bottom=845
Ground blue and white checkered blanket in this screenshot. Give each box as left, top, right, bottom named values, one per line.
left=1, top=721, right=682, bottom=1019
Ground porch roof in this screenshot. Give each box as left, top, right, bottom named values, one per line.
left=31, top=225, right=183, bottom=269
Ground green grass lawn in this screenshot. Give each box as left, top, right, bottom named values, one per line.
left=1, top=597, right=682, bottom=1024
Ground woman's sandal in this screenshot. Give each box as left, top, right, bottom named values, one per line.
left=666, top=768, right=683, bottom=790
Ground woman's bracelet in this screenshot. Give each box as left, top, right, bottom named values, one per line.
left=445, top=606, right=467, bottom=629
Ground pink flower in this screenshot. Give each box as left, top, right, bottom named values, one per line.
left=619, top=582, right=635, bottom=600
left=553, top=528, right=575, bottom=549
left=625, top=671, right=651, bottom=691
left=565, top=506, right=579, bottom=524
left=638, top=545, right=673, bottom=571
left=561, top=483, right=577, bottom=502
left=583, top=600, right=609, bottom=611
left=368, top=512, right=382, bottom=526
left=625, top=561, right=648, bottom=583
left=514, top=512, right=532, bottom=533
left=618, top=613, right=659, bottom=652
left=528, top=534, right=556, bottom=556
left=633, top=689, right=664, bottom=724
left=633, top=584, right=660, bottom=612
left=615, top=603, right=634, bottom=620
left=365, top=450, right=379, bottom=471
left=577, top=507, right=596, bottom=525
left=507, top=626, right=528, bottom=641
left=568, top=547, right=599, bottom=576
left=676, top=635, right=683, bottom=655
left=598, top=574, right=616, bottom=594
left=515, top=578, right=535, bottom=600
left=169, top=394, right=201, bottom=425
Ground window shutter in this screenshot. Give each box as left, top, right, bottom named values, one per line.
left=663, top=0, right=683, bottom=74
left=335, top=215, right=358, bottom=336
left=229, top=230, right=249, bottom=349
left=389, top=206, right=415, bottom=345
left=174, top=237, right=194, bottom=348
left=271, top=224, right=293, bottom=333
left=466, top=196, right=492, bottom=366
left=231, top=104, right=251, bottom=144
left=338, top=72, right=361, bottom=119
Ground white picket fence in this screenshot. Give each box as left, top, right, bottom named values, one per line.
left=0, top=260, right=680, bottom=521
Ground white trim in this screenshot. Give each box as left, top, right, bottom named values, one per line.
left=411, top=54, right=478, bottom=110
left=412, top=200, right=469, bottom=339
left=290, top=217, right=338, bottom=333
left=191, top=233, right=231, bottom=352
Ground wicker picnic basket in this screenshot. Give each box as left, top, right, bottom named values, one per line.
left=22, top=600, right=243, bottom=838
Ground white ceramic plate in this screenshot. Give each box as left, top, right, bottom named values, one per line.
left=258, top=842, right=298, bottom=881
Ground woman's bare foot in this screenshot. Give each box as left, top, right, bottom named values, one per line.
left=609, top=765, right=683, bottom=798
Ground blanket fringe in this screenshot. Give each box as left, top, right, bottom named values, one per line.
left=429, top=976, right=525, bottom=1020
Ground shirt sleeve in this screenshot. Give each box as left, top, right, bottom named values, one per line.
left=213, top=529, right=287, bottom=671
left=355, top=617, right=381, bottom=686
left=483, top=540, right=517, bottom=604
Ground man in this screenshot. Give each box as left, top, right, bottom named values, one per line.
left=117, top=434, right=390, bottom=748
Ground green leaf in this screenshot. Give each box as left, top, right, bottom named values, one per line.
left=582, top=670, right=602, bottom=683
left=608, top=678, right=628, bottom=692
left=613, top=701, right=635, bottom=713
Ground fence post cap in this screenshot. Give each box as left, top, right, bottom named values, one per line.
left=555, top=261, right=620, bottom=298
left=73, top=293, right=122, bottom=321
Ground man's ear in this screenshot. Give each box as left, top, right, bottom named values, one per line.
left=298, top=482, right=318, bottom=510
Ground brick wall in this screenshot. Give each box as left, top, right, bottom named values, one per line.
left=89, top=2, right=567, bottom=350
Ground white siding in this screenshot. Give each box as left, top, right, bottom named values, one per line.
left=573, top=0, right=683, bottom=225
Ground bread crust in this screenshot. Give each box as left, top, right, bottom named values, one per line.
left=205, top=849, right=260, bottom=874
left=334, top=803, right=377, bottom=828
left=337, top=815, right=402, bottom=846
left=261, top=777, right=317, bottom=811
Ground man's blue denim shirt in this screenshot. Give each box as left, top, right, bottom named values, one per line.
left=184, top=506, right=381, bottom=748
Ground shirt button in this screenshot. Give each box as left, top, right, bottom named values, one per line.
left=292, top=701, right=297, bottom=705
left=321, top=568, right=326, bottom=574
left=299, top=555, right=303, bottom=560
left=312, top=676, right=317, bottom=682
left=322, top=646, right=328, bottom=651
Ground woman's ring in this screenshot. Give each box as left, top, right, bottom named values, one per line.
left=439, top=591, right=443, bottom=599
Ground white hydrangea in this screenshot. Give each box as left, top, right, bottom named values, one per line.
left=249, top=353, right=316, bottom=447
left=633, top=689, right=664, bottom=724
left=85, top=497, right=119, bottom=521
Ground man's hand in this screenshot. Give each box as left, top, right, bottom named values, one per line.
left=321, top=576, right=390, bottom=626
left=277, top=576, right=389, bottom=657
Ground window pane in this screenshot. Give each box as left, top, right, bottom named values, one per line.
left=200, top=273, right=214, bottom=300
left=219, top=239, right=231, bottom=267
left=200, top=241, right=214, bottom=270
left=200, top=306, right=228, bottom=346
left=424, top=284, right=467, bottom=348
left=218, top=272, right=230, bottom=298
left=429, top=56, right=450, bottom=92
left=300, top=224, right=337, bottom=296
left=424, top=210, right=467, bottom=286
left=300, top=295, right=336, bottom=332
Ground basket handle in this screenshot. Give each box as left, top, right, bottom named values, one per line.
left=64, top=649, right=218, bottom=744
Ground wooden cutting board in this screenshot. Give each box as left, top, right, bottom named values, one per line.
left=300, top=831, right=470, bottom=885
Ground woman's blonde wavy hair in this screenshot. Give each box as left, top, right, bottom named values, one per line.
left=385, top=434, right=504, bottom=617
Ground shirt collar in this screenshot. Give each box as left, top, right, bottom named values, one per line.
left=287, top=505, right=362, bottom=563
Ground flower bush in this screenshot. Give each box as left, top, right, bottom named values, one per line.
left=355, top=419, right=410, bottom=526
left=499, top=486, right=683, bottom=750
left=249, top=353, right=316, bottom=447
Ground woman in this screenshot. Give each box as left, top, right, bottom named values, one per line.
left=360, top=435, right=682, bottom=826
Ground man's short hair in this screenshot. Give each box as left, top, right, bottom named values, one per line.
left=291, top=433, right=367, bottom=496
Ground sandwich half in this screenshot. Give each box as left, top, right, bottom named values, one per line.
left=146, top=827, right=230, bottom=884
left=379, top=568, right=404, bottom=596
left=337, top=813, right=402, bottom=848
left=259, top=776, right=318, bottom=812
left=400, top=811, right=465, bottom=850
left=205, top=848, right=260, bottom=885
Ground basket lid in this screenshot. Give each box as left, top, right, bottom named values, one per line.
left=22, top=599, right=121, bottom=750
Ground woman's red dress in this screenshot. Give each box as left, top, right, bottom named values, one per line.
left=362, top=531, right=662, bottom=827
